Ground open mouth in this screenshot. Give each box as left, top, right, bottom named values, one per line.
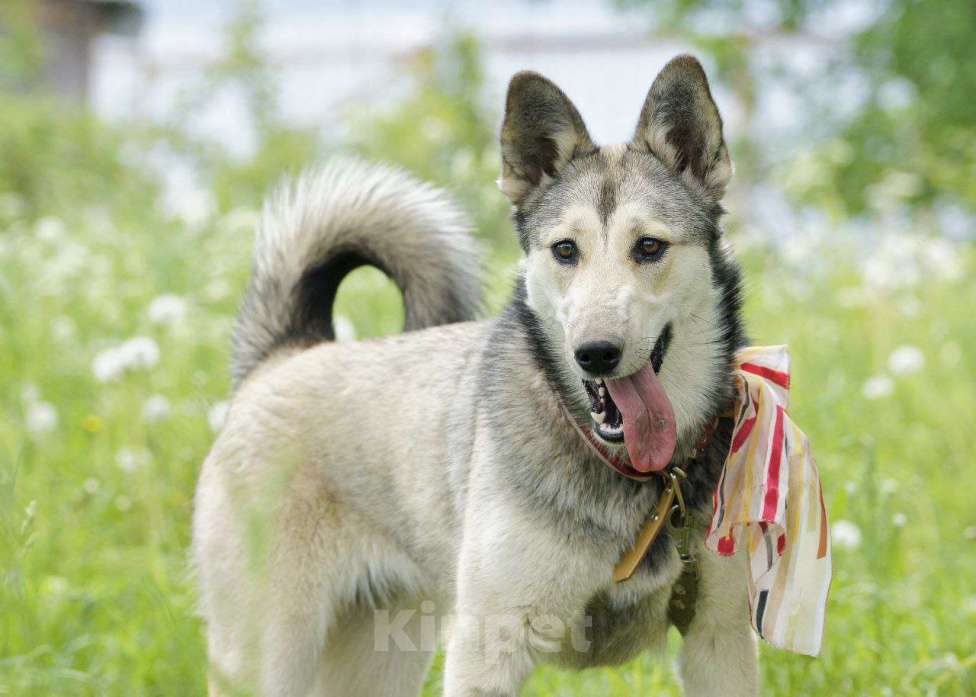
left=584, top=378, right=625, bottom=441
left=583, top=323, right=673, bottom=445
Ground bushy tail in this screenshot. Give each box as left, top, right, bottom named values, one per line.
left=231, top=157, right=482, bottom=387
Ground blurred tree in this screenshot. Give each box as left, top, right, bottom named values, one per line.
left=0, top=0, right=43, bottom=91
left=0, top=0, right=159, bottom=218
left=614, top=0, right=976, bottom=223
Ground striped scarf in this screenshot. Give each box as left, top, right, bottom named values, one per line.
left=707, top=345, right=832, bottom=656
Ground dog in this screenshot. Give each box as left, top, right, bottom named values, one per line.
left=192, top=55, right=759, bottom=697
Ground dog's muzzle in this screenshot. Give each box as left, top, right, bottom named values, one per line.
left=583, top=323, right=672, bottom=443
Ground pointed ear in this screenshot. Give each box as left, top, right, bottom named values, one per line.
left=632, top=55, right=732, bottom=202
left=499, top=71, right=595, bottom=206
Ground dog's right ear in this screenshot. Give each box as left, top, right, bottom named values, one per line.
left=499, top=71, right=595, bottom=206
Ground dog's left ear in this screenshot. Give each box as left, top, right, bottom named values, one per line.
left=632, top=55, right=732, bottom=203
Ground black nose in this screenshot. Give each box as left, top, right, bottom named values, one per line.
left=574, top=340, right=622, bottom=376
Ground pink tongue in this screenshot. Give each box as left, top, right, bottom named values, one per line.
left=605, top=364, right=677, bottom=472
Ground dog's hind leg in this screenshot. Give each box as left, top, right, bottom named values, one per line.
left=196, top=450, right=412, bottom=697
left=196, top=458, right=344, bottom=697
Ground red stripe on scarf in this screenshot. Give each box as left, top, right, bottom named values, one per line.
left=731, top=413, right=756, bottom=454
left=762, top=405, right=785, bottom=520
left=717, top=533, right=736, bottom=556
left=740, top=362, right=791, bottom=389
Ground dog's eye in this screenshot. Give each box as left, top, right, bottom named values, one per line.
left=633, top=237, right=669, bottom=263
left=552, top=240, right=579, bottom=265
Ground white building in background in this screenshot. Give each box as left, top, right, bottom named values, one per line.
left=91, top=0, right=707, bottom=151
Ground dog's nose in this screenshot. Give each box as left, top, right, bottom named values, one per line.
left=574, top=341, right=622, bottom=376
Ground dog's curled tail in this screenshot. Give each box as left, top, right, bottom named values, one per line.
left=231, top=157, right=482, bottom=388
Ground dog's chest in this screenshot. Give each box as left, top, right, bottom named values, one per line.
left=551, top=565, right=681, bottom=669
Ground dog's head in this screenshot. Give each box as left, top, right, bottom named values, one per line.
left=501, top=56, right=742, bottom=472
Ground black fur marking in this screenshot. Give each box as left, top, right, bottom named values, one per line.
left=650, top=322, right=672, bottom=373
left=514, top=208, right=531, bottom=253
left=508, top=276, right=585, bottom=418
left=279, top=247, right=393, bottom=348
left=657, top=83, right=708, bottom=179
left=597, top=176, right=617, bottom=225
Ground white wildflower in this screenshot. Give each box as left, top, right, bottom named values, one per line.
left=881, top=478, right=899, bottom=494
left=122, top=336, right=159, bottom=368
left=51, top=315, right=77, bottom=342
left=92, top=336, right=160, bottom=382
left=861, top=233, right=921, bottom=290
left=421, top=118, right=449, bottom=144
left=26, top=401, right=59, bottom=434
left=83, top=478, right=100, bottom=495
left=208, top=401, right=230, bottom=432
left=147, top=294, right=188, bottom=325
left=844, top=481, right=858, bottom=495
left=862, top=375, right=894, bottom=400
left=35, top=216, right=66, bottom=242
left=122, top=336, right=159, bottom=369
left=862, top=256, right=912, bottom=290
left=887, top=345, right=924, bottom=376
left=172, top=189, right=215, bottom=229
left=204, top=279, right=231, bottom=301
left=143, top=395, right=172, bottom=422
left=923, top=238, right=964, bottom=282
left=116, top=447, right=151, bottom=473
left=831, top=520, right=863, bottom=551
left=451, top=149, right=476, bottom=179
left=333, top=314, right=357, bottom=343
left=892, top=512, right=906, bottom=528
left=897, top=296, right=921, bottom=318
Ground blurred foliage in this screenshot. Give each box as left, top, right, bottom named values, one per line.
left=615, top=0, right=976, bottom=221
left=348, top=34, right=514, bottom=252
left=0, top=2, right=157, bottom=218
left=153, top=0, right=323, bottom=213
left=0, top=0, right=43, bottom=90
left=0, top=94, right=159, bottom=219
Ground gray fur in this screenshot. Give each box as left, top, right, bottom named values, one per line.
left=193, top=56, right=758, bottom=697
left=231, top=157, right=482, bottom=387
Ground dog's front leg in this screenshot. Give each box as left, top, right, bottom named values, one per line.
left=442, top=499, right=601, bottom=697
left=677, top=542, right=760, bottom=697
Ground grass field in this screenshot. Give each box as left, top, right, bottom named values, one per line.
left=1, top=195, right=974, bottom=696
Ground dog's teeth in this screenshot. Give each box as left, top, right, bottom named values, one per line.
left=593, top=410, right=605, bottom=424
left=598, top=386, right=606, bottom=397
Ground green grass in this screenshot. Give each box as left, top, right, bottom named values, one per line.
left=1, top=202, right=974, bottom=696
